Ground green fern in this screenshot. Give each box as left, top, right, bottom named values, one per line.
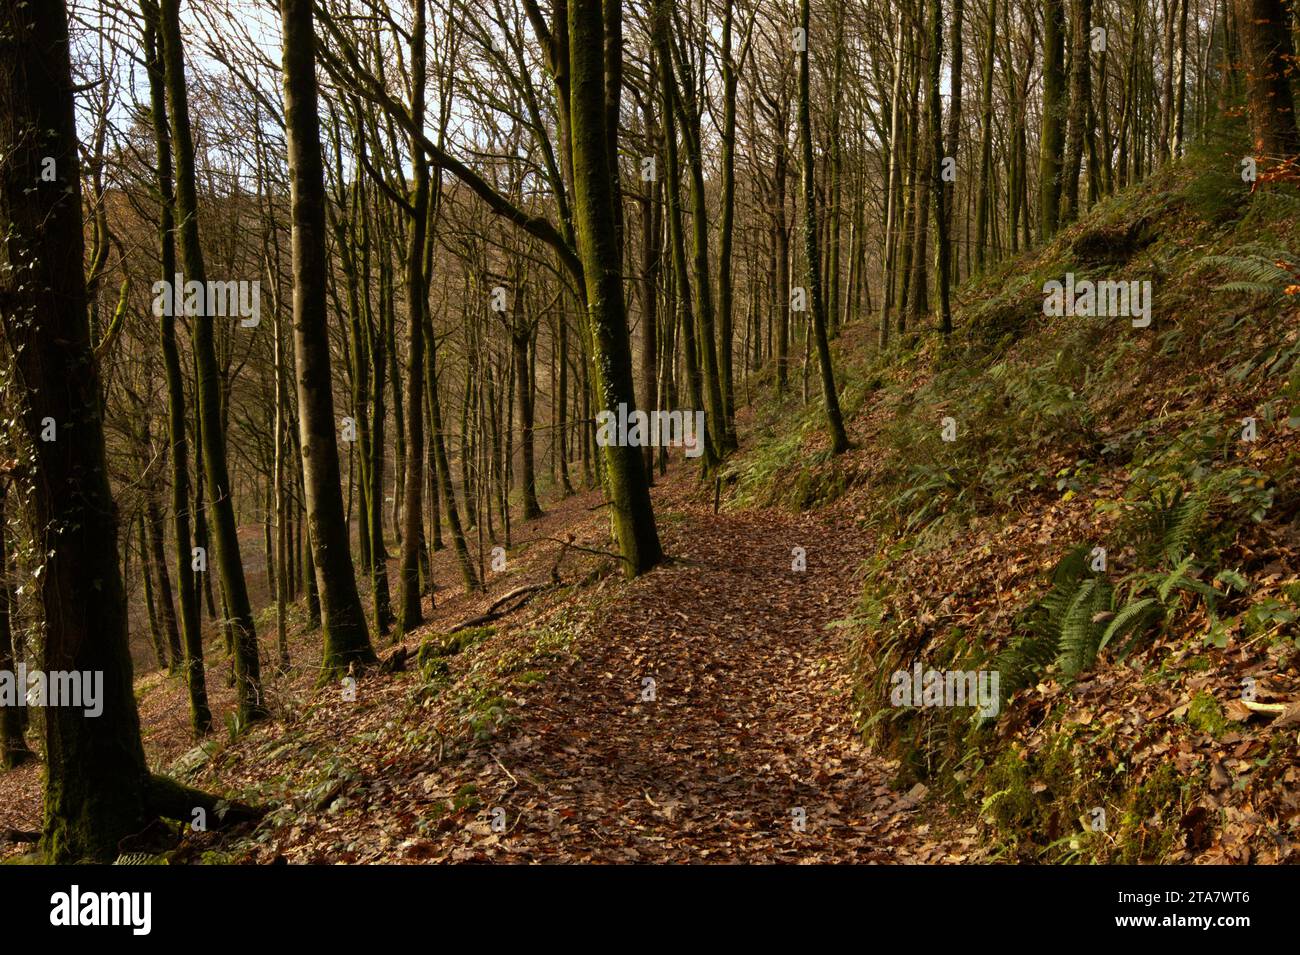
left=1163, top=492, right=1208, bottom=562
left=1097, top=597, right=1162, bottom=658
left=1157, top=554, right=1197, bottom=602
left=1057, top=577, right=1114, bottom=677
left=1041, top=545, right=1091, bottom=625
left=1203, top=248, right=1298, bottom=300
left=1215, top=280, right=1280, bottom=296
left=996, top=628, right=1059, bottom=697
left=1002, top=461, right=1269, bottom=699
left=999, top=547, right=1104, bottom=692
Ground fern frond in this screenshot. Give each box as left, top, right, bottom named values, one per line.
left=1158, top=554, right=1197, bottom=601
left=1098, top=597, right=1161, bottom=655
left=1164, top=491, right=1208, bottom=562
left=1057, top=578, right=1112, bottom=677
left=1202, top=248, right=1297, bottom=299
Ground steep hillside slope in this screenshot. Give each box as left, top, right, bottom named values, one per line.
left=727, top=127, right=1300, bottom=863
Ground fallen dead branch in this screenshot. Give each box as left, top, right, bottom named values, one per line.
left=1242, top=700, right=1288, bottom=714
left=447, top=582, right=556, bottom=634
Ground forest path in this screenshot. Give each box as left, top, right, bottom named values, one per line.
left=308, top=465, right=981, bottom=863
left=482, top=480, right=972, bottom=862
left=2, top=456, right=979, bottom=864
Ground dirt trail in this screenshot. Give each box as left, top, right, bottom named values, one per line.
left=298, top=471, right=980, bottom=864
left=3, top=461, right=979, bottom=864
left=476, top=481, right=975, bottom=862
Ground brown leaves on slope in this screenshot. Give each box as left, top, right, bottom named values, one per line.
left=174, top=463, right=974, bottom=864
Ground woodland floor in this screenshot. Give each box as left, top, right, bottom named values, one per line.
left=5, top=453, right=981, bottom=863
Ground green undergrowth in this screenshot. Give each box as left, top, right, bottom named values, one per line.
left=413, top=602, right=586, bottom=743
left=190, top=600, right=590, bottom=859
left=726, top=358, right=876, bottom=510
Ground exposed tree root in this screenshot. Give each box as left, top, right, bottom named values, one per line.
left=146, top=774, right=264, bottom=828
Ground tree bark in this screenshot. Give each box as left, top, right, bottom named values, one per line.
left=0, top=482, right=32, bottom=769
left=145, top=495, right=183, bottom=672
left=1039, top=0, right=1067, bottom=239
left=280, top=0, right=376, bottom=676
left=927, top=0, right=954, bottom=334
left=798, top=0, right=850, bottom=452
left=975, top=0, right=998, bottom=269
left=1062, top=0, right=1093, bottom=221
left=0, top=0, right=150, bottom=858
left=141, top=0, right=210, bottom=735
left=159, top=0, right=264, bottom=724
left=570, top=0, right=663, bottom=576
left=398, top=0, right=430, bottom=634
left=1235, top=0, right=1300, bottom=160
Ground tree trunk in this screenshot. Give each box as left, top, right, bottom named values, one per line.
left=280, top=0, right=376, bottom=676
left=1171, top=0, right=1190, bottom=156
left=717, top=0, right=740, bottom=445
left=639, top=101, right=662, bottom=482
left=975, top=0, right=998, bottom=269
left=137, top=514, right=168, bottom=671
left=1039, top=0, right=1067, bottom=239
left=798, top=0, right=850, bottom=452
left=398, top=0, right=430, bottom=634
left=145, top=495, right=183, bottom=672
left=880, top=10, right=905, bottom=344
left=141, top=0, right=210, bottom=735
left=159, top=0, right=264, bottom=725
left=513, top=301, right=542, bottom=519
left=0, top=0, right=150, bottom=858
left=0, top=482, right=32, bottom=769
left=1062, top=0, right=1093, bottom=221
left=571, top=0, right=663, bottom=576
left=1235, top=0, right=1300, bottom=160
left=928, top=0, right=954, bottom=334
left=654, top=5, right=709, bottom=464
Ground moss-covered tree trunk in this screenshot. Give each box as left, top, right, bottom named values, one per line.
left=368, top=293, right=393, bottom=622
left=280, top=0, right=376, bottom=676
left=798, top=0, right=850, bottom=454
left=974, top=0, right=997, bottom=269
left=274, top=319, right=291, bottom=663
left=670, top=40, right=730, bottom=462
left=159, top=0, right=264, bottom=725
left=422, top=166, right=478, bottom=593
left=773, top=102, right=791, bottom=390
left=361, top=178, right=392, bottom=631
left=137, top=513, right=167, bottom=671
left=1235, top=0, right=1300, bottom=161
left=879, top=6, right=906, bottom=344
left=1038, top=0, right=1066, bottom=240
left=513, top=299, right=543, bottom=520
left=1062, top=0, right=1093, bottom=222
left=653, top=1, right=707, bottom=455
left=145, top=495, right=183, bottom=673
left=141, top=0, right=210, bottom=735
left=638, top=98, right=662, bottom=482
left=826, top=0, right=846, bottom=337
left=398, top=0, right=429, bottom=633
left=0, top=0, right=151, bottom=858
left=570, top=0, right=663, bottom=576
left=925, top=0, right=953, bottom=334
